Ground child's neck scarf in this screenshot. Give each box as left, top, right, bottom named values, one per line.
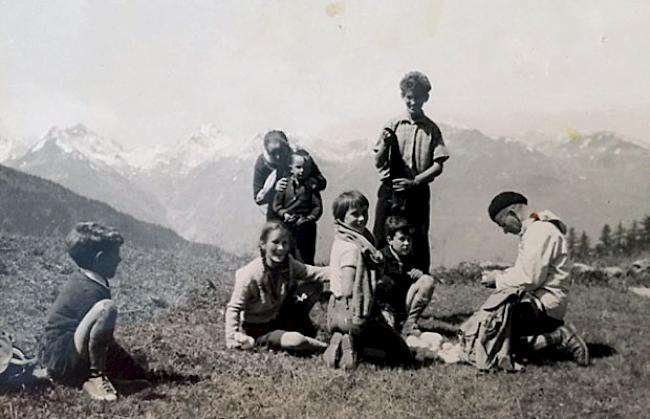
left=334, top=220, right=384, bottom=320
left=259, top=254, right=291, bottom=304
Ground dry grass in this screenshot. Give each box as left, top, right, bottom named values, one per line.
left=1, top=234, right=649, bottom=418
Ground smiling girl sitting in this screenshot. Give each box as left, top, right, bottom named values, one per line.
left=224, top=221, right=329, bottom=353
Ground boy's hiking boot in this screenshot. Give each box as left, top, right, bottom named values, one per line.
left=555, top=324, right=590, bottom=366
left=83, top=374, right=118, bottom=401
left=324, top=332, right=343, bottom=369
left=339, top=333, right=358, bottom=370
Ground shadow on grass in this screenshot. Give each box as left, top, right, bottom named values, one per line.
left=417, top=311, right=473, bottom=338
left=435, top=311, right=474, bottom=325
left=146, top=369, right=202, bottom=385
left=112, top=369, right=204, bottom=398
left=522, top=341, right=616, bottom=366
left=586, top=342, right=617, bottom=359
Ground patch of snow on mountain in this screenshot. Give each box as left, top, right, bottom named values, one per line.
left=162, top=123, right=256, bottom=173
left=122, top=145, right=169, bottom=171
left=29, top=124, right=131, bottom=173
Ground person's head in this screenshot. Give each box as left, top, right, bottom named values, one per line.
left=488, top=192, right=529, bottom=235
left=385, top=216, right=415, bottom=256
left=258, top=221, right=291, bottom=267
left=289, top=153, right=308, bottom=181
left=66, top=222, right=124, bottom=278
left=332, top=190, right=369, bottom=233
left=263, top=130, right=291, bottom=166
left=399, top=71, right=431, bottom=117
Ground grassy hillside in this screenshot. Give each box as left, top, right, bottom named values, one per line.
left=0, top=233, right=239, bottom=352
left=0, top=164, right=187, bottom=250
left=1, top=235, right=648, bottom=418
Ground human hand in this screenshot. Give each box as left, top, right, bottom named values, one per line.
left=408, top=269, right=424, bottom=280
left=480, top=270, right=498, bottom=288
left=381, top=129, right=396, bottom=145
left=350, top=316, right=366, bottom=335
left=283, top=213, right=298, bottom=224
left=275, top=178, right=289, bottom=192
left=231, top=332, right=255, bottom=350
left=377, top=276, right=395, bottom=291
left=392, top=178, right=417, bottom=192
left=295, top=216, right=310, bottom=227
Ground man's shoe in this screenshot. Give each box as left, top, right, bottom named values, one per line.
left=339, top=334, right=358, bottom=370
left=83, top=374, right=118, bottom=401
left=323, top=332, right=343, bottom=369
left=557, top=324, right=590, bottom=366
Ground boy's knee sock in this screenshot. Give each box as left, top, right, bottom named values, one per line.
left=531, top=328, right=564, bottom=351
left=88, top=325, right=114, bottom=372
left=405, top=292, right=433, bottom=329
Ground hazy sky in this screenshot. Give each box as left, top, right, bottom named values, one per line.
left=2, top=0, right=650, bottom=148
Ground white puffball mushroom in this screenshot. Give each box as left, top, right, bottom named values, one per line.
left=234, top=332, right=255, bottom=350
left=405, top=335, right=422, bottom=350
left=419, top=332, right=443, bottom=351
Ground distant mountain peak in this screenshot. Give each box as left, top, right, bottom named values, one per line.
left=25, top=124, right=131, bottom=174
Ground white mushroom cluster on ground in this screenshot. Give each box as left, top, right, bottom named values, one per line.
left=405, top=332, right=462, bottom=364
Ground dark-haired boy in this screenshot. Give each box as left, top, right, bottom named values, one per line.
left=272, top=153, right=323, bottom=265
left=41, top=222, right=147, bottom=401
left=375, top=216, right=436, bottom=337
left=373, top=71, right=450, bottom=272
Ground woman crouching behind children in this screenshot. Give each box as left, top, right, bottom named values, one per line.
left=324, top=190, right=414, bottom=369
left=225, top=221, right=329, bottom=353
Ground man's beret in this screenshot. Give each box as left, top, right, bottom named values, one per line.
left=488, top=192, right=528, bottom=221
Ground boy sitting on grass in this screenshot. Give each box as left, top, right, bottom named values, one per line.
left=41, top=222, right=147, bottom=401
left=272, top=152, right=323, bottom=265
left=375, top=216, right=436, bottom=337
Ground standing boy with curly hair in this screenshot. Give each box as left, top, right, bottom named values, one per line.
left=373, top=71, right=450, bottom=272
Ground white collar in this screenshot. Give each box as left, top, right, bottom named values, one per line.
left=389, top=246, right=404, bottom=266
left=81, top=268, right=110, bottom=288
left=519, top=216, right=536, bottom=238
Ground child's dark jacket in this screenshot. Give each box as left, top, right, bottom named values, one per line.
left=272, top=178, right=323, bottom=222
left=41, top=271, right=110, bottom=382
left=375, top=246, right=417, bottom=316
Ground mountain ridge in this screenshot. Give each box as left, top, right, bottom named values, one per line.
left=4, top=122, right=649, bottom=265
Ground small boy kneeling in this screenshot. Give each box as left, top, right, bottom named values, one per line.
left=375, top=216, right=436, bottom=337
left=40, top=222, right=147, bottom=401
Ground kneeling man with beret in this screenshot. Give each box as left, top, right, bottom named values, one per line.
left=481, top=192, right=589, bottom=366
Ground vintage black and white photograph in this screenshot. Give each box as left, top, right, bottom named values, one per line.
left=1, top=1, right=649, bottom=417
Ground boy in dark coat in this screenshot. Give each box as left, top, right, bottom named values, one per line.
left=375, top=216, right=436, bottom=336
left=41, top=222, right=147, bottom=401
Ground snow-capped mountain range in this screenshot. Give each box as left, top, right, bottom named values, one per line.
left=3, top=122, right=650, bottom=264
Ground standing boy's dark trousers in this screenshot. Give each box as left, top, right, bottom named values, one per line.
left=373, top=182, right=431, bottom=271
left=291, top=221, right=317, bottom=265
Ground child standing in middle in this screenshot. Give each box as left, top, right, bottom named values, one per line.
left=272, top=152, right=323, bottom=265
left=324, top=190, right=413, bottom=370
